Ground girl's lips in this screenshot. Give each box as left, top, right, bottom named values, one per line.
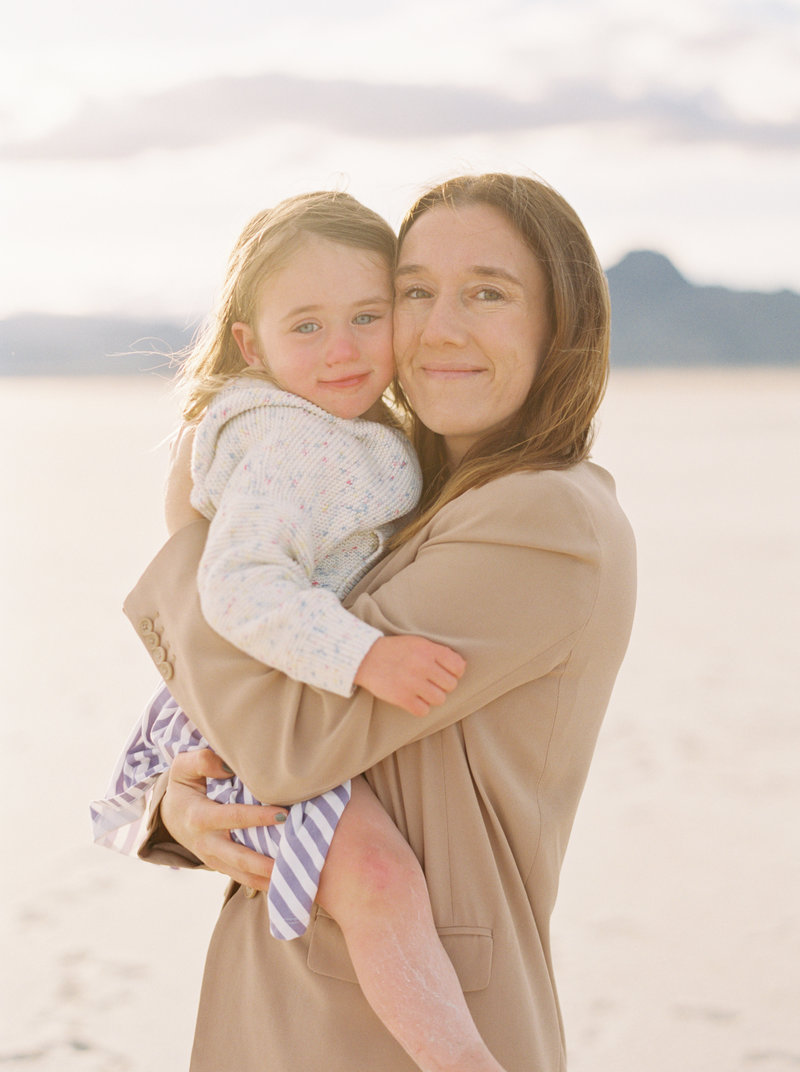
left=319, top=373, right=371, bottom=388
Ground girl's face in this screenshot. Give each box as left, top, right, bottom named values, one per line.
left=233, top=234, right=394, bottom=420
left=394, top=202, right=551, bottom=466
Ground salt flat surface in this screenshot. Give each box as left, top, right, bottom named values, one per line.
left=1, top=370, right=798, bottom=1070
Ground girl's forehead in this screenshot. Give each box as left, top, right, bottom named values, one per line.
left=257, top=235, right=390, bottom=287
left=253, top=237, right=393, bottom=314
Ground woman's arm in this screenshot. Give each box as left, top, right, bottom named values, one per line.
left=125, top=471, right=604, bottom=806
left=164, top=424, right=205, bottom=535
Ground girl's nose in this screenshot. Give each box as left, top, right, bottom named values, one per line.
left=325, top=328, right=360, bottom=365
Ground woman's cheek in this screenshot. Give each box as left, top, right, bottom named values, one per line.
left=392, top=344, right=414, bottom=389
left=392, top=306, right=416, bottom=355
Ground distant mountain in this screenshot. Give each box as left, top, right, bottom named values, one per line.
left=1, top=255, right=798, bottom=374
left=606, top=251, right=800, bottom=367
left=0, top=314, right=194, bottom=376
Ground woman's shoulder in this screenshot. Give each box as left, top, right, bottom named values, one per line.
left=449, top=461, right=619, bottom=511
left=429, top=461, right=631, bottom=551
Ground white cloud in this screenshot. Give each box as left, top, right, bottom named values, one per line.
left=2, top=72, right=798, bottom=162
left=1, top=0, right=798, bottom=315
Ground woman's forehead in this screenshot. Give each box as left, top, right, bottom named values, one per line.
left=396, top=203, right=538, bottom=281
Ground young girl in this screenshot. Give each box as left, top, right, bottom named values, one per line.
left=92, top=192, right=507, bottom=1072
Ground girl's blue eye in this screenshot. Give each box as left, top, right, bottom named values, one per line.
left=294, top=322, right=319, bottom=334
left=353, top=313, right=378, bottom=325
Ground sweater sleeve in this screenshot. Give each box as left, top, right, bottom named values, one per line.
left=198, top=444, right=382, bottom=696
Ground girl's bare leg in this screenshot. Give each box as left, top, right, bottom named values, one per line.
left=316, top=776, right=507, bottom=1072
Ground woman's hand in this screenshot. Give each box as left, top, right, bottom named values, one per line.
left=164, top=423, right=205, bottom=536
left=161, top=749, right=285, bottom=891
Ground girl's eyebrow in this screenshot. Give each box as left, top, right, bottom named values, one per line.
left=282, top=296, right=391, bottom=320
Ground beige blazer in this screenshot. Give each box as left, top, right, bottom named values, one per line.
left=127, top=462, right=636, bottom=1072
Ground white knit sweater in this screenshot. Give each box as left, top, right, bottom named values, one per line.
left=190, top=378, right=422, bottom=696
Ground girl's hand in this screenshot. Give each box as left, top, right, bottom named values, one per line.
left=354, top=635, right=466, bottom=718
left=164, top=423, right=204, bottom=536
left=161, top=749, right=284, bottom=890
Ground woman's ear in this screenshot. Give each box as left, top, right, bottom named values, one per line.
left=231, top=322, right=264, bottom=368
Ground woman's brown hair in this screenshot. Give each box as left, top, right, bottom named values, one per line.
left=391, top=172, right=610, bottom=540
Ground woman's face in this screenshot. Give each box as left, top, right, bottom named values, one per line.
left=394, top=202, right=551, bottom=467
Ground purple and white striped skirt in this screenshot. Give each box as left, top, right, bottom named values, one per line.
left=90, top=683, right=350, bottom=940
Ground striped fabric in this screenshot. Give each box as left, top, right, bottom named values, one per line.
left=90, top=684, right=351, bottom=939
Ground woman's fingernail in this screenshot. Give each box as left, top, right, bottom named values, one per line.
left=275, top=812, right=288, bottom=824
left=221, top=762, right=234, bottom=774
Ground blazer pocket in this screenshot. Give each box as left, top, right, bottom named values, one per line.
left=307, top=910, right=493, bottom=993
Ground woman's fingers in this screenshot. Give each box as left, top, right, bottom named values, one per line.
left=170, top=749, right=288, bottom=828
left=171, top=746, right=229, bottom=785
left=207, top=801, right=288, bottom=833
left=204, top=839, right=275, bottom=892
left=162, top=777, right=276, bottom=887
left=161, top=748, right=288, bottom=886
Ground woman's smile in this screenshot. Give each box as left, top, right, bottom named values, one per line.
left=419, top=364, right=486, bottom=379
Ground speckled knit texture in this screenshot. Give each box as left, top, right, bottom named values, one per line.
left=190, top=377, right=422, bottom=695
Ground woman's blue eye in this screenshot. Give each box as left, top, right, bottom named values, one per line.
left=403, top=287, right=431, bottom=300
left=476, top=287, right=503, bottom=301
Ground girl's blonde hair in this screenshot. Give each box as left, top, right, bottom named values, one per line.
left=178, top=191, right=397, bottom=422
left=390, top=172, right=611, bottom=540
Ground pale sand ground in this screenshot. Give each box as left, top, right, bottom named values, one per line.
left=1, top=369, right=798, bottom=1070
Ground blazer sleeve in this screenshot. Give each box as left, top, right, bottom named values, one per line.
left=124, top=472, right=602, bottom=806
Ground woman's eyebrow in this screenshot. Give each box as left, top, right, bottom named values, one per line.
left=395, top=264, right=523, bottom=287
left=470, top=266, right=524, bottom=286
left=394, top=264, right=424, bottom=279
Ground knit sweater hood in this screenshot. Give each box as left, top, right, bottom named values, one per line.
left=190, top=377, right=419, bottom=522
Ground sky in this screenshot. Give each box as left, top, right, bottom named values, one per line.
left=1, top=0, right=798, bottom=322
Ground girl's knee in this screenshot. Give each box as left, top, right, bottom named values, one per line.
left=352, top=835, right=423, bottom=899
left=319, top=819, right=426, bottom=922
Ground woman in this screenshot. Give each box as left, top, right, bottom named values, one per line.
left=126, top=173, right=637, bottom=1071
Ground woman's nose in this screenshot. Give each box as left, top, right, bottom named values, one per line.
left=419, top=294, right=468, bottom=347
